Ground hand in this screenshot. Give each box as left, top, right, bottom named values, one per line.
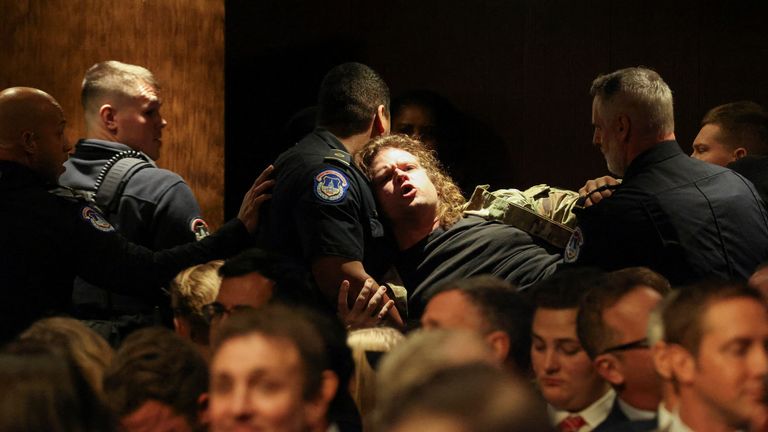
left=237, top=165, right=275, bottom=233
left=337, top=278, right=394, bottom=331
left=578, top=175, right=620, bottom=207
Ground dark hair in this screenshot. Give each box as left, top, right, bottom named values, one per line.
left=383, top=363, right=550, bottom=432
left=219, top=248, right=318, bottom=306
left=577, top=267, right=671, bottom=358
left=0, top=341, right=116, bottom=432
left=526, top=267, right=605, bottom=309
left=316, top=62, right=390, bottom=138
left=214, top=305, right=329, bottom=400
left=103, top=327, right=208, bottom=426
left=663, top=280, right=764, bottom=356
left=437, top=276, right=533, bottom=371
left=701, top=101, right=768, bottom=155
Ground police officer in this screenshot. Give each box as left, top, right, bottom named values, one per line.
left=57, top=61, right=209, bottom=343
left=0, top=87, right=272, bottom=344
left=568, top=67, right=768, bottom=284
left=260, top=63, right=401, bottom=325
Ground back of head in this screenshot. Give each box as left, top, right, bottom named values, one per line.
left=383, top=363, right=550, bottom=432
left=0, top=341, right=115, bottom=432
left=0, top=87, right=61, bottom=154
left=219, top=248, right=319, bottom=307
left=171, top=260, right=223, bottom=344
left=663, top=280, right=763, bottom=355
left=578, top=267, right=671, bottom=358
left=316, top=62, right=389, bottom=138
left=440, top=275, right=533, bottom=371
left=702, top=101, right=768, bottom=155
left=527, top=267, right=605, bottom=310
left=590, top=66, right=674, bottom=138
left=20, top=316, right=114, bottom=397
left=81, top=61, right=158, bottom=116
left=103, top=326, right=208, bottom=426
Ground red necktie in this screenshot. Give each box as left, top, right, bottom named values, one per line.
left=558, top=415, right=587, bottom=432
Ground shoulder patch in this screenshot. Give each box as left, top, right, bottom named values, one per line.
left=563, top=227, right=583, bottom=263
left=314, top=169, right=349, bottom=203
left=191, top=218, right=210, bottom=241
left=81, top=206, right=115, bottom=232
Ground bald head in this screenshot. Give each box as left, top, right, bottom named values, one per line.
left=0, top=87, right=70, bottom=182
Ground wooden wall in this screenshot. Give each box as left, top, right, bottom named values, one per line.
left=0, top=0, right=225, bottom=228
left=226, top=0, right=768, bottom=216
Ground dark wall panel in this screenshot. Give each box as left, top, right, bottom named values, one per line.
left=1, top=0, right=225, bottom=228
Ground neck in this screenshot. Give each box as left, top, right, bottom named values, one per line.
left=678, top=391, right=740, bottom=432
left=626, top=132, right=676, bottom=167
left=394, top=216, right=440, bottom=250
left=86, top=127, right=119, bottom=143
left=618, top=389, right=662, bottom=412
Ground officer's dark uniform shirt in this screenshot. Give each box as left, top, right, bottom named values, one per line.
left=0, top=160, right=250, bottom=344
left=58, top=139, right=207, bottom=315
left=569, top=140, right=768, bottom=284
left=728, top=155, right=768, bottom=209
left=398, top=214, right=562, bottom=318
left=261, top=129, right=390, bottom=283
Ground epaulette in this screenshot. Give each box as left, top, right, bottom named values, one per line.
left=323, top=148, right=353, bottom=169
left=49, top=185, right=93, bottom=203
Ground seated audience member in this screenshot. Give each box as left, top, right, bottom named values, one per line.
left=576, top=267, right=671, bottom=430
left=0, top=342, right=116, bottom=431
left=0, top=86, right=273, bottom=344
left=375, top=329, right=498, bottom=431
left=646, top=294, right=679, bottom=431
left=19, top=316, right=114, bottom=399
left=528, top=268, right=614, bottom=431
left=573, top=68, right=768, bottom=284
left=170, top=260, right=223, bottom=360
left=209, top=305, right=339, bottom=432
left=357, top=134, right=561, bottom=318
left=663, top=281, right=768, bottom=431
left=103, top=327, right=208, bottom=432
left=382, top=363, right=551, bottom=432
left=421, top=275, right=533, bottom=373
left=347, top=327, right=405, bottom=430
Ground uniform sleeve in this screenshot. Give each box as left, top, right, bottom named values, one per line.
left=151, top=180, right=208, bottom=249
left=69, top=202, right=251, bottom=296
left=293, top=164, right=365, bottom=261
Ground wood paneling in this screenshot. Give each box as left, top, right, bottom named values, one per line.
left=0, top=0, right=225, bottom=228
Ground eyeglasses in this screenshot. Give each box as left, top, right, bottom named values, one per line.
left=600, top=337, right=649, bottom=355
left=202, top=302, right=253, bottom=323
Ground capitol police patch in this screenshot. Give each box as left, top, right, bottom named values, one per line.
left=314, top=169, right=349, bottom=203
left=81, top=207, right=115, bottom=232
left=564, top=227, right=583, bottom=263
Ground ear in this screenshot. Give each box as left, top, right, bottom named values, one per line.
left=20, top=130, right=36, bottom=155
left=594, top=353, right=624, bottom=386
left=484, top=330, right=511, bottom=366
left=733, top=147, right=748, bottom=160
left=99, top=104, right=118, bottom=133
left=304, top=370, right=339, bottom=429
left=197, top=392, right=210, bottom=426
left=617, top=114, right=631, bottom=142
left=173, top=316, right=192, bottom=339
left=668, top=344, right=696, bottom=385
left=370, top=104, right=389, bottom=137
left=651, top=341, right=671, bottom=379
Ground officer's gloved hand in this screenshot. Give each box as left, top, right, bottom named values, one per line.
left=237, top=165, right=275, bottom=233
left=578, top=175, right=621, bottom=208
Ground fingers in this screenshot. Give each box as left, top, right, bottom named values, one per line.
left=337, top=280, right=350, bottom=315
left=252, top=165, right=274, bottom=188
left=365, top=286, right=386, bottom=315
left=377, top=300, right=395, bottom=320
left=352, top=279, right=374, bottom=312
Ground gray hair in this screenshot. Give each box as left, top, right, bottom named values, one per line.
left=590, top=67, right=674, bottom=137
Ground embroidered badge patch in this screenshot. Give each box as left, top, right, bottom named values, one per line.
left=190, top=218, right=210, bottom=241
left=81, top=207, right=115, bottom=232
left=564, top=227, right=583, bottom=263
left=314, top=169, right=349, bottom=203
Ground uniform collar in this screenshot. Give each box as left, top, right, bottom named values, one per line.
left=623, top=140, right=683, bottom=180
left=77, top=138, right=134, bottom=153
left=313, top=128, right=351, bottom=154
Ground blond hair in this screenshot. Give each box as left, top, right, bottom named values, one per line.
left=170, top=260, right=223, bottom=343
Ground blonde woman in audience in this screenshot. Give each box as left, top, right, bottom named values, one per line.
left=347, top=326, right=405, bottom=430
left=20, top=316, right=114, bottom=399
left=170, top=260, right=223, bottom=361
